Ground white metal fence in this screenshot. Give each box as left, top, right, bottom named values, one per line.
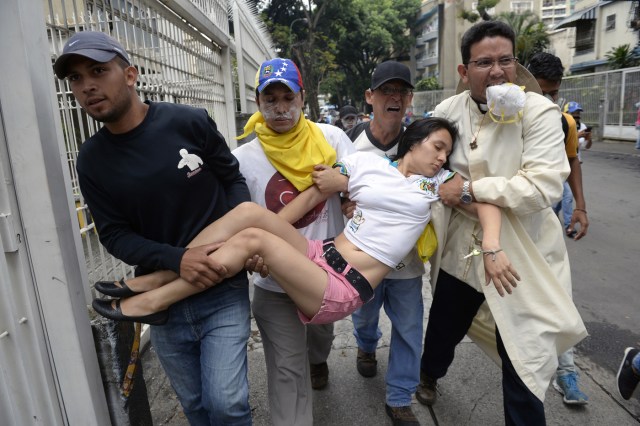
left=44, top=0, right=274, bottom=288
left=412, top=89, right=456, bottom=115
left=562, top=67, right=640, bottom=140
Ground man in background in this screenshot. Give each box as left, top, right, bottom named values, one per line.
left=335, top=105, right=359, bottom=131
left=566, top=102, right=592, bottom=163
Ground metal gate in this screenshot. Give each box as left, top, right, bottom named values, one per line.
left=562, top=67, right=640, bottom=140
left=1, top=0, right=274, bottom=424
left=1, top=1, right=111, bottom=424
left=46, top=0, right=274, bottom=288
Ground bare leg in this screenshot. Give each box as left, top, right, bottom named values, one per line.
left=116, top=202, right=307, bottom=293
left=119, top=203, right=328, bottom=318
left=121, top=227, right=327, bottom=318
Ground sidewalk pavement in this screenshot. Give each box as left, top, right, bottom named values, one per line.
left=591, top=139, right=639, bottom=156
left=141, top=139, right=640, bottom=425
left=141, top=271, right=640, bottom=425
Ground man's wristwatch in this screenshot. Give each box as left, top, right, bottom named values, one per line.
left=461, top=180, right=472, bottom=204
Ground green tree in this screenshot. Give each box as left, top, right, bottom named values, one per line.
left=256, top=0, right=420, bottom=116
left=322, top=0, right=421, bottom=109
left=415, top=76, right=441, bottom=91
left=455, top=2, right=549, bottom=65
left=458, top=0, right=500, bottom=22
left=260, top=1, right=336, bottom=120
left=605, top=44, right=640, bottom=69
left=497, top=11, right=549, bottom=65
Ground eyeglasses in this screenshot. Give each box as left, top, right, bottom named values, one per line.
left=377, top=86, right=413, bottom=96
left=466, top=57, right=518, bottom=70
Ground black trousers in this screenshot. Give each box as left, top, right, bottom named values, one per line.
left=421, top=270, right=545, bottom=426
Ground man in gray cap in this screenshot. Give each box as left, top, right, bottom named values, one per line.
left=53, top=31, right=131, bottom=78
left=54, top=31, right=253, bottom=425
left=345, top=61, right=423, bottom=425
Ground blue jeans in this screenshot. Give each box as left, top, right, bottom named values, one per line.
left=557, top=348, right=577, bottom=377
left=636, top=126, right=640, bottom=149
left=352, top=275, right=424, bottom=406
left=151, top=277, right=251, bottom=425
left=553, top=181, right=573, bottom=228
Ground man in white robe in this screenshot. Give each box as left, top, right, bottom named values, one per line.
left=415, top=20, right=587, bottom=426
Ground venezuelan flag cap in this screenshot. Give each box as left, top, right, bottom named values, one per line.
left=256, top=58, right=303, bottom=94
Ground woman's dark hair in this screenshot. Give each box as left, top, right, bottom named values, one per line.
left=461, top=21, right=516, bottom=65
left=393, top=117, right=458, bottom=161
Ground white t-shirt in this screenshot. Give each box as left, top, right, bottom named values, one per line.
left=233, top=123, right=355, bottom=293
left=577, top=121, right=588, bottom=162
left=351, top=125, right=425, bottom=278
left=339, top=152, right=451, bottom=268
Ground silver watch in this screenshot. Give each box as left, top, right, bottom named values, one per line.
left=461, top=180, right=472, bottom=204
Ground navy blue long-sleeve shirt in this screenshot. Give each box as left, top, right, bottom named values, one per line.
left=77, top=101, right=250, bottom=275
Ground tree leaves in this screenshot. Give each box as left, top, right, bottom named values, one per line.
left=256, top=0, right=421, bottom=116
left=605, top=44, right=640, bottom=70
left=496, top=11, right=549, bottom=66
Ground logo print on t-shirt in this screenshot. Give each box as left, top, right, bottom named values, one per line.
left=348, top=209, right=365, bottom=233
left=418, top=178, right=436, bottom=195
left=177, top=149, right=203, bottom=177
left=264, top=172, right=326, bottom=229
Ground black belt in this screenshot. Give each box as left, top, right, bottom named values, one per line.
left=322, top=239, right=374, bottom=302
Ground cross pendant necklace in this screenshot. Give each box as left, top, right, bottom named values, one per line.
left=470, top=137, right=478, bottom=150
left=470, top=110, right=487, bottom=150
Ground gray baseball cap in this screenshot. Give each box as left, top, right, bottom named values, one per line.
left=53, top=31, right=130, bottom=79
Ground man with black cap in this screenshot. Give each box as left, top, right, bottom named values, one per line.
left=234, top=58, right=354, bottom=425
left=346, top=61, right=423, bottom=425
left=335, top=105, right=359, bottom=131
left=54, top=31, right=253, bottom=425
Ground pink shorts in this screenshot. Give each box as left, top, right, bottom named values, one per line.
left=297, top=240, right=369, bottom=325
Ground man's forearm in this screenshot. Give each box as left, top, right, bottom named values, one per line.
left=566, top=157, right=586, bottom=210
left=278, top=185, right=328, bottom=224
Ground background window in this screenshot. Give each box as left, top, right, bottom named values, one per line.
left=605, top=14, right=616, bottom=31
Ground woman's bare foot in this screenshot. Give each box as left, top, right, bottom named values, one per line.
left=116, top=291, right=170, bottom=317
left=118, top=269, right=177, bottom=293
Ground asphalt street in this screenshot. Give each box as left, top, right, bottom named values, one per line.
left=563, top=141, right=640, bottom=394
left=141, top=140, right=640, bottom=425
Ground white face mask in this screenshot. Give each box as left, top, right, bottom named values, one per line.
left=485, top=83, right=526, bottom=123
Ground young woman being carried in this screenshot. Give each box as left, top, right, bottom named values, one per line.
left=93, top=118, right=520, bottom=325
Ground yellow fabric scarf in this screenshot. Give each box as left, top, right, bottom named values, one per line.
left=416, top=222, right=438, bottom=263
left=237, top=112, right=336, bottom=191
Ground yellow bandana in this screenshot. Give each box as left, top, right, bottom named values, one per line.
left=237, top=112, right=337, bottom=191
